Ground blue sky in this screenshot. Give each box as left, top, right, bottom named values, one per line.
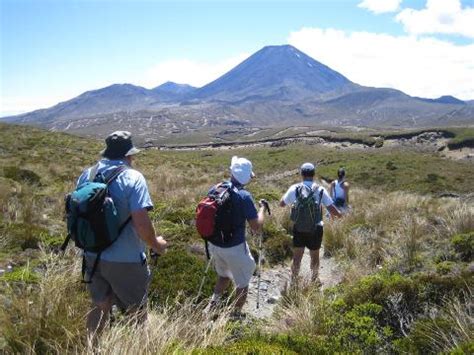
left=1, top=0, right=473, bottom=116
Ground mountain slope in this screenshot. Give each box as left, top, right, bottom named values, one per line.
left=193, top=45, right=355, bottom=101
left=2, top=44, right=472, bottom=132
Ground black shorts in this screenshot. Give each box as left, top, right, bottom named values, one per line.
left=292, top=225, right=323, bottom=250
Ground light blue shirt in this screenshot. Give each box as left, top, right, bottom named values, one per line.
left=77, top=159, right=153, bottom=263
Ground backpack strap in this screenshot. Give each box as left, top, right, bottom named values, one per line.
left=82, top=252, right=102, bottom=284
left=88, top=163, right=100, bottom=182
left=318, top=188, right=324, bottom=208
left=104, top=165, right=129, bottom=185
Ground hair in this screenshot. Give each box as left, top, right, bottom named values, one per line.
left=301, top=170, right=315, bottom=179
left=338, top=168, right=346, bottom=180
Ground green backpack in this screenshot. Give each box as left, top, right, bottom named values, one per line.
left=290, top=184, right=324, bottom=233
left=61, top=165, right=131, bottom=282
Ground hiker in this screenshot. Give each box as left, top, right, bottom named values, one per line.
left=330, top=167, right=350, bottom=213
left=280, top=162, right=341, bottom=285
left=75, top=131, right=167, bottom=337
left=206, top=156, right=266, bottom=317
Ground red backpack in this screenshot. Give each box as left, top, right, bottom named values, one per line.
left=196, top=182, right=233, bottom=239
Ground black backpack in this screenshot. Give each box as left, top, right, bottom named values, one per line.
left=209, top=182, right=238, bottom=244
left=290, top=184, right=324, bottom=233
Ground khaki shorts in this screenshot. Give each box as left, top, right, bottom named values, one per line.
left=209, top=242, right=256, bottom=289
left=85, top=256, right=151, bottom=310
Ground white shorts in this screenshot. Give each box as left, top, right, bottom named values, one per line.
left=208, top=241, right=256, bottom=289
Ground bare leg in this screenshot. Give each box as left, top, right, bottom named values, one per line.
left=234, top=286, right=248, bottom=310
left=86, top=295, right=113, bottom=342
left=309, top=248, right=321, bottom=284
left=214, top=276, right=231, bottom=295
left=291, top=247, right=305, bottom=281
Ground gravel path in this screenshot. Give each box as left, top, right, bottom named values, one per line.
left=243, top=247, right=342, bottom=319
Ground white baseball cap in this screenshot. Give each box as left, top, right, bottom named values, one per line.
left=230, top=156, right=255, bottom=185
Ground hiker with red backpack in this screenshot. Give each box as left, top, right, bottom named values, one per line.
left=280, top=163, right=341, bottom=286
left=196, top=156, right=267, bottom=317
left=67, top=131, right=167, bottom=339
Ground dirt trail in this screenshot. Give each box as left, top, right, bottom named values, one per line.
left=244, top=247, right=342, bottom=319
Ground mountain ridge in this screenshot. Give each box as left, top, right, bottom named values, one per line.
left=2, top=44, right=473, bottom=134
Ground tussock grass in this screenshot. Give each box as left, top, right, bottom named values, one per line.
left=0, top=250, right=232, bottom=354
left=324, top=188, right=474, bottom=279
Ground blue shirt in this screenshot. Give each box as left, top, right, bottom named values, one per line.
left=208, top=181, right=258, bottom=248
left=76, top=159, right=153, bottom=262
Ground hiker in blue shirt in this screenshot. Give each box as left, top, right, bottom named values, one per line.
left=76, top=131, right=167, bottom=339
left=207, top=156, right=267, bottom=316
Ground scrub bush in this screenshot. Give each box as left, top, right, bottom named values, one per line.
left=149, top=248, right=216, bottom=306
left=3, top=166, right=41, bottom=185
left=451, top=232, right=474, bottom=262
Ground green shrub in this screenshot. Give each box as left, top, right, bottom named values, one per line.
left=262, top=223, right=292, bottom=265
left=397, top=318, right=456, bottom=354
left=331, top=303, right=393, bottom=353
left=0, top=221, right=49, bottom=252
left=0, top=264, right=39, bottom=283
left=149, top=248, right=216, bottom=306
left=451, top=232, right=474, bottom=262
left=157, top=220, right=200, bottom=245
left=196, top=339, right=297, bottom=354
left=3, top=166, right=41, bottom=185
left=436, top=261, right=456, bottom=275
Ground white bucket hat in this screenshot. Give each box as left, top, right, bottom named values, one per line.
left=230, top=156, right=255, bottom=185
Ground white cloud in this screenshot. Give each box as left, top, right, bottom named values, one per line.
left=135, top=53, right=250, bottom=89
left=358, top=0, right=403, bottom=14
left=0, top=95, right=71, bottom=117
left=396, top=0, right=474, bottom=38
left=288, top=27, right=474, bottom=100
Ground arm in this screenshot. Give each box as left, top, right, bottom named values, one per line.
left=248, top=206, right=266, bottom=233
left=343, top=182, right=350, bottom=205
left=131, top=209, right=167, bottom=254
left=327, top=204, right=342, bottom=219
left=280, top=185, right=296, bottom=208
left=329, top=181, right=335, bottom=199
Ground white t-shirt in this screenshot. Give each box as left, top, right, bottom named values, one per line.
left=282, top=180, right=334, bottom=226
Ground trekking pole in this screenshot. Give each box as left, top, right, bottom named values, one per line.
left=197, top=255, right=213, bottom=300
left=256, top=199, right=271, bottom=309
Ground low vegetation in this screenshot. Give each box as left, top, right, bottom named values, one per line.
left=0, top=123, right=472, bottom=353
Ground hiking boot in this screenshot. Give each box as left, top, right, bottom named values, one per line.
left=312, top=276, right=322, bottom=288
left=229, top=310, right=247, bottom=321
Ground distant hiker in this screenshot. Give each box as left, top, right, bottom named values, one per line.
left=280, top=163, right=341, bottom=285
left=70, top=131, right=167, bottom=338
left=330, top=167, right=350, bottom=213
left=204, top=156, right=266, bottom=317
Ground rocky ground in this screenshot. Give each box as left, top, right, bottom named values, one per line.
left=244, top=247, right=342, bottom=319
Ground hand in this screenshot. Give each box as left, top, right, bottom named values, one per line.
left=153, top=236, right=168, bottom=255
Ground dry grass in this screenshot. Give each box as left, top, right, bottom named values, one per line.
left=323, top=188, right=474, bottom=280
left=0, top=250, right=233, bottom=354
left=419, top=290, right=473, bottom=353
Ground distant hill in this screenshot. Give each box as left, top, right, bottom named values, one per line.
left=2, top=45, right=473, bottom=137
left=415, top=95, right=466, bottom=105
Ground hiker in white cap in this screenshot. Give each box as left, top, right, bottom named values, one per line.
left=206, top=156, right=266, bottom=317
left=280, top=162, right=341, bottom=286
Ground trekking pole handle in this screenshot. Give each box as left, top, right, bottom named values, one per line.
left=259, top=199, right=271, bottom=215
